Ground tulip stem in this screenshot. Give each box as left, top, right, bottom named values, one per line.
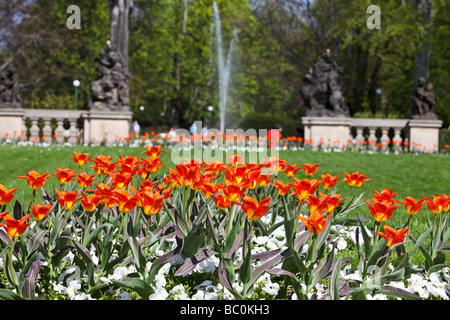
left=144, top=214, right=151, bottom=252
left=83, top=211, right=90, bottom=244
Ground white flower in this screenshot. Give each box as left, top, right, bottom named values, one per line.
left=171, top=285, right=188, bottom=300
left=366, top=293, right=388, bottom=300
left=262, top=282, right=280, bottom=296
left=191, top=290, right=205, bottom=300
left=336, top=237, right=348, bottom=251
left=66, top=280, right=81, bottom=299
left=118, top=291, right=132, bottom=300
left=149, top=288, right=169, bottom=300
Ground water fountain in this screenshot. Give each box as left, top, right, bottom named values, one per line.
left=212, top=2, right=238, bottom=132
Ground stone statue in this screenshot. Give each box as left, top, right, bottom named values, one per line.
left=0, top=66, right=22, bottom=108
left=411, top=77, right=437, bottom=119
left=300, top=50, right=348, bottom=117
left=88, top=44, right=130, bottom=111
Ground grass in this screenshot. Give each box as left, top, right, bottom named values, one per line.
left=0, top=144, right=449, bottom=265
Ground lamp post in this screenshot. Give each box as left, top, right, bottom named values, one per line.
left=139, top=105, right=145, bottom=124
left=161, top=112, right=165, bottom=127
left=207, top=105, right=213, bottom=128
left=73, top=80, right=80, bottom=103
left=376, top=88, right=382, bottom=115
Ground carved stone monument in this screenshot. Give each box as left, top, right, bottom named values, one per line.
left=300, top=50, right=348, bottom=118
left=0, top=66, right=22, bottom=108
left=411, top=77, right=437, bottom=120
left=88, top=44, right=130, bottom=111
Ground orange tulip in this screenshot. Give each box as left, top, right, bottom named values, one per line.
left=118, top=154, right=141, bottom=173
left=142, top=144, right=167, bottom=159
left=80, top=192, right=102, bottom=213
left=322, top=193, right=345, bottom=214
left=239, top=195, right=271, bottom=221
left=270, top=180, right=292, bottom=196
left=109, top=171, right=134, bottom=190
left=424, top=195, right=448, bottom=215
left=342, top=171, right=371, bottom=188
left=32, top=203, right=53, bottom=221
left=89, top=155, right=116, bottom=176
left=256, top=174, right=273, bottom=187
left=0, top=184, right=18, bottom=206
left=320, top=173, right=339, bottom=190
left=77, top=172, right=96, bottom=189
left=297, top=210, right=332, bottom=235
left=377, top=225, right=409, bottom=247
left=214, top=194, right=232, bottom=210
left=283, top=164, right=301, bottom=178
left=141, top=191, right=165, bottom=216
left=200, top=182, right=220, bottom=200
left=55, top=190, right=79, bottom=211
left=2, top=213, right=31, bottom=238
left=301, top=163, right=320, bottom=176
left=396, top=196, right=425, bottom=215
left=373, top=188, right=397, bottom=203
left=71, top=151, right=93, bottom=167
left=140, top=157, right=164, bottom=176
left=115, top=189, right=139, bottom=213
left=52, top=167, right=77, bottom=185
left=18, top=170, right=50, bottom=190
left=203, top=160, right=225, bottom=175
left=365, top=197, right=399, bottom=223
left=290, top=177, right=321, bottom=201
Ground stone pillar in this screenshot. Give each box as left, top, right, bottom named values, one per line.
left=82, top=111, right=133, bottom=146
left=301, top=117, right=352, bottom=151
left=0, top=108, right=25, bottom=141
left=407, top=119, right=442, bottom=154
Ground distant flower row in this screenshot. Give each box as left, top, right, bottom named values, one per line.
left=2, top=130, right=448, bottom=155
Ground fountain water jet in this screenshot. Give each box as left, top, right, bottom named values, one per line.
left=212, top=2, right=238, bottom=133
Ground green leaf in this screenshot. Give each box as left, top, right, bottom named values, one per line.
left=377, top=285, right=422, bottom=300
left=427, top=263, right=450, bottom=277
left=82, top=222, right=111, bottom=248
left=0, top=289, right=26, bottom=300
left=111, top=278, right=154, bottom=300
left=329, top=257, right=343, bottom=300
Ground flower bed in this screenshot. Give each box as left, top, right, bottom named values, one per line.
left=0, top=145, right=449, bottom=300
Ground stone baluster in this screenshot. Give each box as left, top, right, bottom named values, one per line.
left=42, top=119, right=53, bottom=144
left=68, top=119, right=78, bottom=145
left=355, top=127, right=365, bottom=151
left=55, top=119, right=65, bottom=144
left=368, top=128, right=377, bottom=152
left=29, top=118, right=40, bottom=143
left=393, top=128, right=402, bottom=153
left=380, top=128, right=389, bottom=153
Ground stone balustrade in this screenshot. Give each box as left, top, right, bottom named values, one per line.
left=0, top=108, right=132, bottom=145
left=302, top=116, right=443, bottom=154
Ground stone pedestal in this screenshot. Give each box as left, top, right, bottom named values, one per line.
left=407, top=119, right=442, bottom=154
left=82, top=111, right=133, bottom=145
left=302, top=117, right=351, bottom=150
left=0, top=108, right=26, bottom=140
